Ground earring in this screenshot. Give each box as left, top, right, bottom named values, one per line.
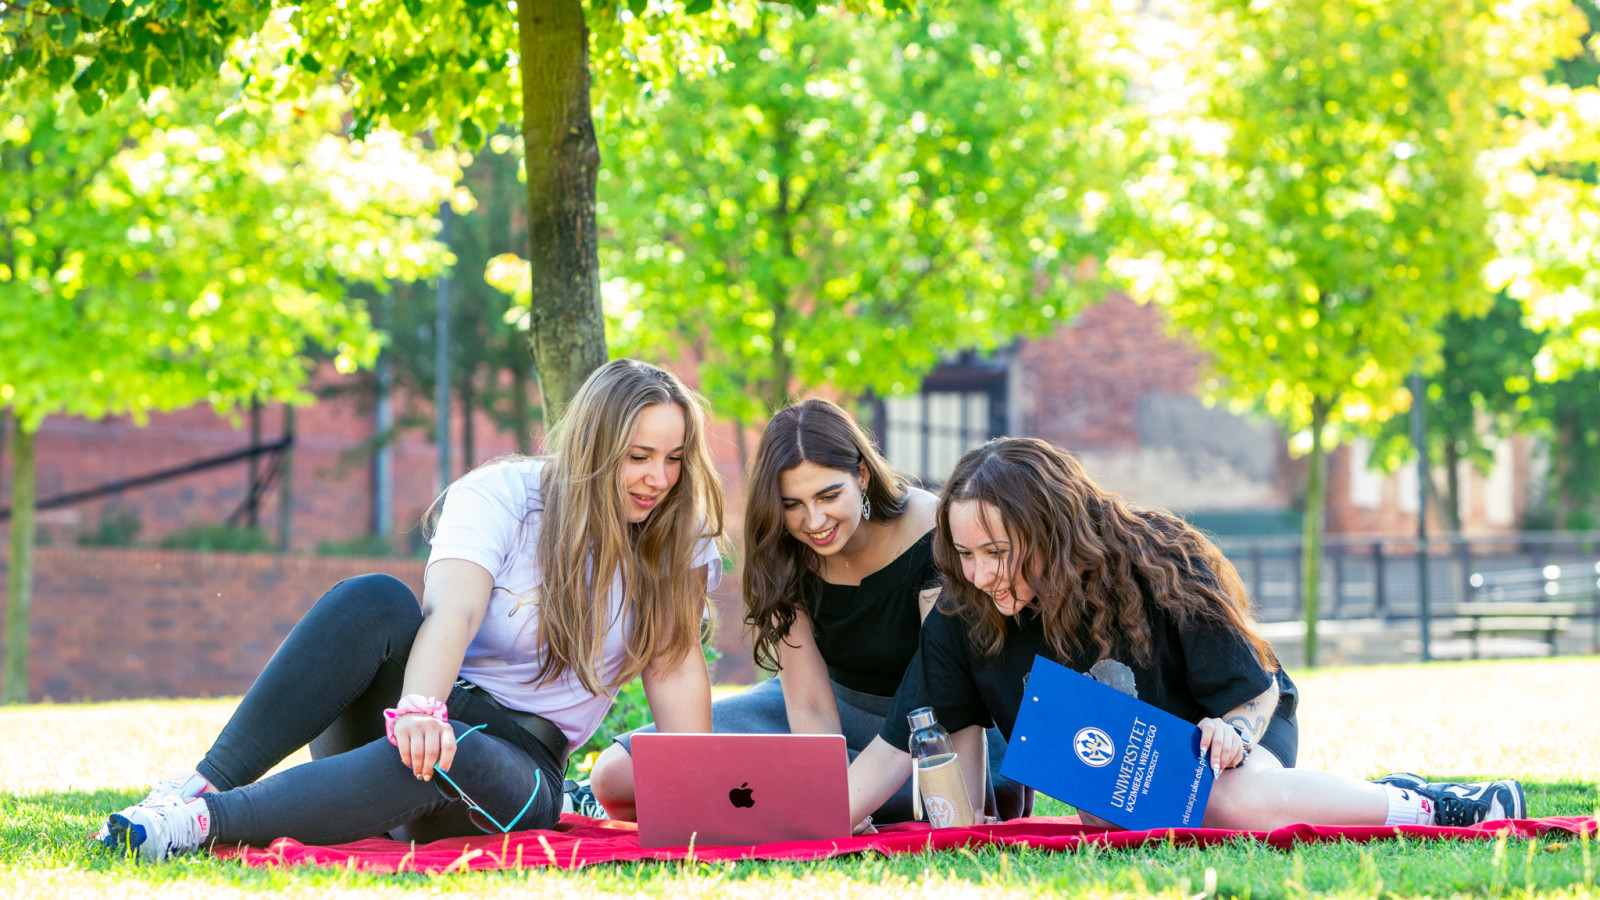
left=862, top=495, right=872, bottom=521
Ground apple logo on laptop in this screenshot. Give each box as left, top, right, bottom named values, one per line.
left=728, top=782, right=755, bottom=808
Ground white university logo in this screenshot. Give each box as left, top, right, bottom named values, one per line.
left=1073, top=727, right=1115, bottom=767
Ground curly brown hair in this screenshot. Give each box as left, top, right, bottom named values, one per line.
left=934, top=437, right=1276, bottom=671
left=742, top=398, right=911, bottom=672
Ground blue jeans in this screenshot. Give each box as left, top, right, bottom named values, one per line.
left=194, top=574, right=563, bottom=845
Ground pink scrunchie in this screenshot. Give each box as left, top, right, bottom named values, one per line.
left=384, top=694, right=449, bottom=746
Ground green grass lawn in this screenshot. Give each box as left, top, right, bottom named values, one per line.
left=1, top=657, right=1597, bottom=898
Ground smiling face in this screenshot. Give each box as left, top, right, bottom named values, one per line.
left=617, top=402, right=687, bottom=524
left=778, top=460, right=869, bottom=556
left=947, top=499, right=1036, bottom=616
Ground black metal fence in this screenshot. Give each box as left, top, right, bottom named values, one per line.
left=1213, top=532, right=1600, bottom=624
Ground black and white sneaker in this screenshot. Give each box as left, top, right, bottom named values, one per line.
left=1425, top=780, right=1527, bottom=826
left=562, top=779, right=608, bottom=820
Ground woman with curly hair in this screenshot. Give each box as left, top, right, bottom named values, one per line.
left=590, top=398, right=1027, bottom=823
left=847, top=437, right=1526, bottom=832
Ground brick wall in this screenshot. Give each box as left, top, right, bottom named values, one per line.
left=2, top=546, right=424, bottom=702
left=0, top=544, right=756, bottom=702
left=17, top=371, right=524, bottom=553
left=1014, top=293, right=1206, bottom=450
left=1009, top=294, right=1295, bottom=514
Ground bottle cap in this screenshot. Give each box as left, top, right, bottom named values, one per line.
left=907, top=706, right=937, bottom=730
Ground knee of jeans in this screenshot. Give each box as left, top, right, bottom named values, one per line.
left=321, top=573, right=421, bottom=629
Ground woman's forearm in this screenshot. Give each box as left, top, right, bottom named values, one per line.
left=776, top=610, right=844, bottom=735
left=400, top=609, right=476, bottom=701
left=1221, top=679, right=1280, bottom=745
left=784, top=696, right=844, bottom=736
left=848, top=736, right=912, bottom=826
left=950, top=724, right=988, bottom=818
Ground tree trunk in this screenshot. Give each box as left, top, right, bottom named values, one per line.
left=277, top=405, right=295, bottom=552
left=247, top=399, right=262, bottom=528
left=1440, top=440, right=1463, bottom=532
left=460, top=372, right=477, bottom=471
left=769, top=300, right=793, bottom=414
left=0, top=408, right=10, bottom=496
left=733, top=415, right=750, bottom=477
left=510, top=363, right=534, bottom=456
left=518, top=0, right=608, bottom=426
left=1551, top=410, right=1577, bottom=529
left=767, top=134, right=796, bottom=413
left=1300, top=398, right=1330, bottom=669
left=4, top=422, right=36, bottom=703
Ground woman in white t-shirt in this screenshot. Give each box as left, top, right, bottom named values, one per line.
left=98, top=359, right=726, bottom=860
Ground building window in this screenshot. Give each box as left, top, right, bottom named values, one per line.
left=1347, top=438, right=1384, bottom=510
left=868, top=351, right=1008, bottom=485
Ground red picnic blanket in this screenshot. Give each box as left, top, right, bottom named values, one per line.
left=214, top=814, right=1599, bottom=873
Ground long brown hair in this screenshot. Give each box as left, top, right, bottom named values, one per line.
left=743, top=398, right=909, bottom=672
left=933, top=437, right=1275, bottom=670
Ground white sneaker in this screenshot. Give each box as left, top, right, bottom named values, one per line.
left=103, top=796, right=209, bottom=861
left=95, top=773, right=209, bottom=843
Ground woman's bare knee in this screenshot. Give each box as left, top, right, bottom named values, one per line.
left=588, top=743, right=636, bottom=815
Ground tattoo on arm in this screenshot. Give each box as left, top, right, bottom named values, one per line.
left=1226, top=715, right=1267, bottom=740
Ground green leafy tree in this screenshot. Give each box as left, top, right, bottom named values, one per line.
left=1480, top=1, right=1600, bottom=381
left=1114, top=0, right=1587, bottom=666
left=1529, top=371, right=1600, bottom=529
left=486, top=0, right=1137, bottom=424
left=1478, top=1, right=1600, bottom=529
left=1367, top=294, right=1542, bottom=531
left=0, top=76, right=453, bottom=702
left=2, top=0, right=912, bottom=423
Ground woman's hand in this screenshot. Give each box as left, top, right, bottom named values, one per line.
left=1196, top=717, right=1246, bottom=774
left=396, top=559, right=494, bottom=779
left=394, top=712, right=457, bottom=779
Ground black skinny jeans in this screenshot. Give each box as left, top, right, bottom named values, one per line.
left=196, top=574, right=563, bottom=845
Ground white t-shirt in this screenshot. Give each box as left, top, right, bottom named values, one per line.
left=425, top=457, right=722, bottom=751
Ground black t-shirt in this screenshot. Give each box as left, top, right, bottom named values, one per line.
left=881, top=590, right=1299, bottom=749
left=805, top=530, right=939, bottom=697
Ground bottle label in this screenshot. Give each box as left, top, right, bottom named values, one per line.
left=916, top=755, right=974, bottom=828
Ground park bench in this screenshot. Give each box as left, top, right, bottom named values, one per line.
left=1434, top=563, right=1600, bottom=659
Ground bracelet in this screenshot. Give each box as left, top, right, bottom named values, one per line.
left=384, top=694, right=449, bottom=745
left=1229, top=722, right=1254, bottom=758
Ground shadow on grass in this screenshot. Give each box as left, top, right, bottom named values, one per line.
left=1, top=782, right=1594, bottom=898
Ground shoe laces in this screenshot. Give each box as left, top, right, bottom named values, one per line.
left=140, top=796, right=206, bottom=857
left=1433, top=793, right=1487, bottom=827
left=151, top=774, right=190, bottom=799
left=567, top=783, right=607, bottom=819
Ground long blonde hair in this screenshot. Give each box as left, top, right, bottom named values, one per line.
left=535, top=359, right=725, bottom=692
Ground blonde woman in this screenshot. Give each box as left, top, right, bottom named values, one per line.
left=100, top=359, right=725, bottom=860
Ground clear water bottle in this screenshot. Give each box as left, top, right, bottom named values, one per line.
left=907, top=706, right=975, bottom=828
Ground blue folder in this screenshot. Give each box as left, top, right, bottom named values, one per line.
left=999, top=656, right=1215, bottom=830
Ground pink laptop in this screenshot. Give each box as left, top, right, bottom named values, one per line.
left=632, top=733, right=852, bottom=848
